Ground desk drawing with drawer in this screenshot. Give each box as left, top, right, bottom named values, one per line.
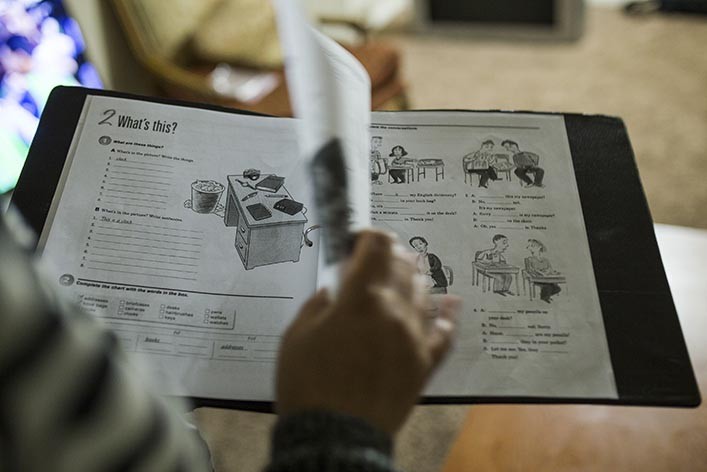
left=224, top=175, right=308, bottom=270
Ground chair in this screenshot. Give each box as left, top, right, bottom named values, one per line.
left=110, top=0, right=410, bottom=116
left=443, top=265, right=454, bottom=286
left=373, top=157, right=388, bottom=182
left=462, top=155, right=474, bottom=185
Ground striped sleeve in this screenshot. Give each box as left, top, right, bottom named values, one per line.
left=0, top=215, right=212, bottom=472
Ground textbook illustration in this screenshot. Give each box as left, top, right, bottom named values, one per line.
left=408, top=235, right=452, bottom=295
left=473, top=234, right=519, bottom=296
left=472, top=235, right=565, bottom=303
left=369, top=137, right=446, bottom=185
left=184, top=179, right=226, bottom=217
left=462, top=139, right=545, bottom=188
left=222, top=173, right=316, bottom=271
left=183, top=173, right=317, bottom=271
left=368, top=136, right=546, bottom=188
left=523, top=238, right=565, bottom=303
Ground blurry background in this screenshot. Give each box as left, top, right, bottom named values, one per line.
left=2, top=0, right=706, bottom=230
left=1, top=1, right=706, bottom=471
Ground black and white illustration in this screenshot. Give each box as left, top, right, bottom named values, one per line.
left=501, top=139, right=545, bottom=188
left=370, top=140, right=446, bottom=185
left=462, top=139, right=504, bottom=188
left=184, top=179, right=226, bottom=217
left=523, top=238, right=565, bottom=303
left=186, top=173, right=317, bottom=271
left=388, top=145, right=413, bottom=184
left=409, top=236, right=452, bottom=294
left=472, top=234, right=566, bottom=303
left=462, top=138, right=543, bottom=188
left=370, top=135, right=386, bottom=185
left=222, top=172, right=316, bottom=270
left=473, top=234, right=519, bottom=296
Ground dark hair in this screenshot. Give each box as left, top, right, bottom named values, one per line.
left=527, top=239, right=546, bottom=252
left=372, top=136, right=383, bottom=140
left=409, top=236, right=428, bottom=247
left=389, top=145, right=408, bottom=157
left=492, top=234, right=508, bottom=243
left=482, top=139, right=494, bottom=146
left=501, top=140, right=518, bottom=148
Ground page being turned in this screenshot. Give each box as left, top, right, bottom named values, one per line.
left=275, top=0, right=371, bottom=288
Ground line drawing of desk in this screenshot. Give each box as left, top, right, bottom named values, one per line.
left=224, top=175, right=308, bottom=270
left=388, top=164, right=416, bottom=183
left=522, top=271, right=567, bottom=300
left=417, top=159, right=445, bottom=181
left=472, top=262, right=520, bottom=295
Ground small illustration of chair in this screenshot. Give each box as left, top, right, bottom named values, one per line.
left=373, top=157, right=388, bottom=182
left=443, top=265, right=454, bottom=286
left=462, top=157, right=474, bottom=185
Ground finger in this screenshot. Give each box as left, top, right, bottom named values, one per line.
left=342, top=230, right=396, bottom=291
left=427, top=296, right=461, bottom=366
left=389, top=242, right=419, bottom=298
left=288, top=288, right=332, bottom=330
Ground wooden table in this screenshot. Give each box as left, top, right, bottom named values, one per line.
left=442, top=224, right=707, bottom=472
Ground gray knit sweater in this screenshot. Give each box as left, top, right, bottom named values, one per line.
left=0, top=211, right=398, bottom=472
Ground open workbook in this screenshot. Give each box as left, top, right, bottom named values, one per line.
left=11, top=86, right=699, bottom=408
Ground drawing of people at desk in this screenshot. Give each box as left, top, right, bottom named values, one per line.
left=388, top=145, right=412, bottom=184
left=502, top=139, right=545, bottom=188
left=409, top=236, right=449, bottom=294
left=475, top=234, right=516, bottom=296
left=524, top=239, right=562, bottom=303
left=462, top=140, right=500, bottom=188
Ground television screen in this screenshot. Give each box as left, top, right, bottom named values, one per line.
left=0, top=0, right=102, bottom=195
left=429, top=0, right=555, bottom=25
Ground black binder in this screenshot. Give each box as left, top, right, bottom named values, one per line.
left=11, top=86, right=700, bottom=410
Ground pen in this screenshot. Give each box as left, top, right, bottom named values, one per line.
left=241, top=191, right=258, bottom=201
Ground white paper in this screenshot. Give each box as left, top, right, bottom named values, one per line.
left=369, top=111, right=617, bottom=398
left=40, top=95, right=319, bottom=400
left=274, top=0, right=371, bottom=287
left=39, top=95, right=617, bottom=401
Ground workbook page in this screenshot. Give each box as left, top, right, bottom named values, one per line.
left=40, top=95, right=319, bottom=401
left=370, top=111, right=617, bottom=398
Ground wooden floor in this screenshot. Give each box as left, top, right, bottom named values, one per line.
left=441, top=225, right=707, bottom=472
